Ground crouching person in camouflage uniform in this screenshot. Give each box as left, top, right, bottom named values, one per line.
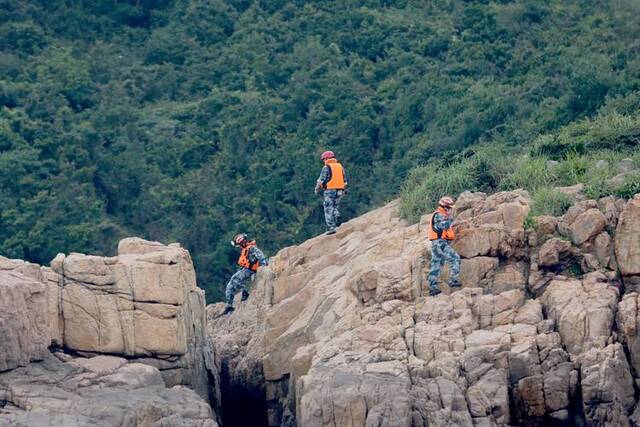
left=223, top=233, right=268, bottom=315
left=314, top=150, right=348, bottom=235
left=427, top=196, right=461, bottom=296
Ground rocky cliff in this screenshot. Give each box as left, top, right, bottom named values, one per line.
left=0, top=238, right=220, bottom=426
left=2, top=191, right=639, bottom=426
left=208, top=191, right=640, bottom=427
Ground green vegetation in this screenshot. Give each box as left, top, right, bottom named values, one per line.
left=401, top=111, right=640, bottom=220
left=532, top=112, right=640, bottom=159
left=1, top=1, right=640, bottom=301
left=529, top=187, right=573, bottom=217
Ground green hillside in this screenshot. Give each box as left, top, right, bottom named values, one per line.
left=1, top=0, right=639, bottom=301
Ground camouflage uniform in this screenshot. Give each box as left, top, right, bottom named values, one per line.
left=317, top=165, right=348, bottom=231
left=225, top=245, right=268, bottom=306
left=428, top=212, right=461, bottom=291
left=323, top=190, right=343, bottom=230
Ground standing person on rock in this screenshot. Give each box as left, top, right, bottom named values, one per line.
left=223, top=233, right=268, bottom=315
left=427, top=196, right=462, bottom=296
left=314, top=150, right=348, bottom=235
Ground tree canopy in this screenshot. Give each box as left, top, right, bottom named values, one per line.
left=1, top=0, right=639, bottom=301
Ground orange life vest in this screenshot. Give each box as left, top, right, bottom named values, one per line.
left=324, top=159, right=346, bottom=190
left=237, top=241, right=260, bottom=272
left=428, top=207, right=455, bottom=241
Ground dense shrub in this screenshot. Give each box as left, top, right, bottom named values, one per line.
left=531, top=113, right=640, bottom=159
left=2, top=0, right=640, bottom=301
left=401, top=112, right=640, bottom=220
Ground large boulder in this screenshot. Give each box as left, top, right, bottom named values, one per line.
left=0, top=238, right=215, bottom=406
left=537, top=237, right=573, bottom=268
left=615, top=194, right=640, bottom=277
left=0, top=271, right=49, bottom=372
left=580, top=344, right=635, bottom=426
left=49, top=239, right=212, bottom=401
left=0, top=353, right=217, bottom=427
left=0, top=239, right=221, bottom=426
left=569, top=208, right=606, bottom=245
left=617, top=292, right=640, bottom=374
left=298, top=362, right=413, bottom=427
left=541, top=272, right=619, bottom=355
left=0, top=257, right=42, bottom=281
left=453, top=191, right=530, bottom=260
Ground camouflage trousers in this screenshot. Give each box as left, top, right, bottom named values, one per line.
left=323, top=190, right=343, bottom=229
left=428, top=239, right=461, bottom=289
left=225, top=268, right=254, bottom=306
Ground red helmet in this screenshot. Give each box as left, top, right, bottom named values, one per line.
left=438, top=196, right=455, bottom=208
left=320, top=150, right=335, bottom=161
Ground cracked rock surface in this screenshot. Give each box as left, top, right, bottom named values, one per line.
left=0, top=353, right=217, bottom=427
left=1, top=238, right=220, bottom=426
left=208, top=191, right=640, bottom=426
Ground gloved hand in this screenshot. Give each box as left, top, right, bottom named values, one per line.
left=314, top=183, right=323, bottom=195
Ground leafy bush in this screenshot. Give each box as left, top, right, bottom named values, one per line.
left=523, top=212, right=536, bottom=231
left=0, top=21, right=46, bottom=54
left=531, top=113, right=640, bottom=159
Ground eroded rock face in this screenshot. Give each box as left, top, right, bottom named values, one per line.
left=0, top=238, right=219, bottom=424
left=206, top=270, right=272, bottom=427
left=55, top=239, right=198, bottom=356
left=0, top=238, right=220, bottom=427
left=617, top=292, right=640, bottom=374
left=580, top=344, right=635, bottom=426
left=541, top=272, right=619, bottom=356
left=0, top=271, right=49, bottom=372
left=616, top=195, right=640, bottom=279
left=50, top=239, right=210, bottom=400
left=0, top=353, right=217, bottom=427
left=208, top=192, right=640, bottom=427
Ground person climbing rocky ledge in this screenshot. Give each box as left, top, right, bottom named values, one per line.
left=223, top=233, right=269, bottom=315
left=0, top=238, right=221, bottom=426
left=427, top=195, right=462, bottom=296
left=208, top=191, right=640, bottom=427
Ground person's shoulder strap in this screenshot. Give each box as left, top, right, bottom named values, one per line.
left=431, top=211, right=443, bottom=239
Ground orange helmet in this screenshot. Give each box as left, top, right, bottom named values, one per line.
left=438, top=196, right=455, bottom=208
left=320, top=150, right=335, bottom=161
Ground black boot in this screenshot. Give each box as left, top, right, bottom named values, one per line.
left=241, top=290, right=250, bottom=301
left=429, top=287, right=442, bottom=297
left=449, top=279, right=462, bottom=288
left=223, top=305, right=235, bottom=315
